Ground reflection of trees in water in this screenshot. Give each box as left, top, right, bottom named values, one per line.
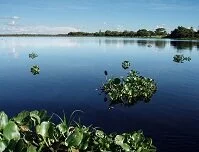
left=137, top=40, right=148, bottom=46
left=103, top=39, right=168, bottom=49
left=170, top=41, right=199, bottom=51
left=155, top=41, right=166, bottom=49
left=101, top=39, right=199, bottom=51
left=104, top=39, right=136, bottom=45
left=137, top=40, right=167, bottom=49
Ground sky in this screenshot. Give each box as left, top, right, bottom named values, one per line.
left=0, top=0, right=199, bottom=34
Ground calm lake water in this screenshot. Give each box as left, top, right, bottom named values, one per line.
left=0, top=37, right=199, bottom=151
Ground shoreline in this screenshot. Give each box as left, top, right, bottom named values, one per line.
left=0, top=35, right=199, bottom=40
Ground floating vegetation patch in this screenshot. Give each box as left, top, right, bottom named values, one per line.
left=173, top=54, right=191, bottom=63
left=102, top=62, right=157, bottom=106
left=122, top=60, right=131, bottom=69
left=29, top=52, right=38, bottom=59
left=0, top=110, right=156, bottom=152
left=31, top=65, right=40, bottom=75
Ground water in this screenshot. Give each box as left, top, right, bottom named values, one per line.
left=0, top=37, right=199, bottom=151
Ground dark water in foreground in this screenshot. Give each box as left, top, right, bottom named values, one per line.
left=0, top=37, right=199, bottom=151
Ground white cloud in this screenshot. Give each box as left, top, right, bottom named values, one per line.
left=0, top=16, right=79, bottom=34
left=0, top=16, right=20, bottom=20
left=11, top=16, right=20, bottom=20
left=156, top=24, right=165, bottom=29
left=0, top=25, right=80, bottom=34
left=187, top=27, right=198, bottom=32
left=7, top=20, right=15, bottom=26
left=116, top=25, right=124, bottom=31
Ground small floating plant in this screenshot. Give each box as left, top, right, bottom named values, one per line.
left=122, top=60, right=131, bottom=69
left=102, top=61, right=157, bottom=106
left=29, top=52, right=38, bottom=59
left=173, top=54, right=191, bottom=63
left=31, top=65, right=40, bottom=75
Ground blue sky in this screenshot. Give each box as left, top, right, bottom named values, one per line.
left=0, top=0, right=199, bottom=34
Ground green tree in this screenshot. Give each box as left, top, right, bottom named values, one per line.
left=148, top=31, right=155, bottom=37
left=170, top=26, right=195, bottom=38
left=122, top=30, right=129, bottom=37
left=155, top=28, right=167, bottom=36
left=129, top=31, right=136, bottom=37
left=136, top=29, right=150, bottom=37
left=105, top=30, right=112, bottom=36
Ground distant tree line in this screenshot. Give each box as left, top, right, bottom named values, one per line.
left=0, top=26, right=199, bottom=39
left=68, top=28, right=167, bottom=38
left=68, top=26, right=199, bottom=39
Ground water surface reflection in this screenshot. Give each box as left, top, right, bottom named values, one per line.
left=0, top=37, right=199, bottom=152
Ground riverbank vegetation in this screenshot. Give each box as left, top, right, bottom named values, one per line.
left=68, top=28, right=167, bottom=38
left=1, top=26, right=199, bottom=39
left=68, top=26, right=199, bottom=39
left=0, top=110, right=156, bottom=152
left=168, top=26, right=199, bottom=39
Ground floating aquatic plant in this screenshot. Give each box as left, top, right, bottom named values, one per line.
left=31, top=65, right=40, bottom=75
left=102, top=62, right=157, bottom=106
left=29, top=52, right=38, bottom=59
left=173, top=54, right=191, bottom=63
left=0, top=110, right=156, bottom=152
left=122, top=60, right=131, bottom=69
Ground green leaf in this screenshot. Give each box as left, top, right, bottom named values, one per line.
left=5, top=140, right=18, bottom=151
left=115, top=135, right=124, bottom=146
left=121, top=143, right=131, bottom=152
left=95, top=130, right=104, bottom=138
left=0, top=140, right=7, bottom=152
left=30, top=111, right=41, bottom=125
left=66, top=127, right=83, bottom=147
left=57, top=121, right=67, bottom=134
left=38, top=110, right=48, bottom=122
left=113, top=78, right=121, bottom=84
left=13, top=111, right=30, bottom=125
left=15, top=139, right=26, bottom=152
left=57, top=114, right=68, bottom=134
left=3, top=121, right=20, bottom=141
left=36, top=122, right=54, bottom=138
left=27, top=145, right=37, bottom=152
left=0, top=111, right=8, bottom=130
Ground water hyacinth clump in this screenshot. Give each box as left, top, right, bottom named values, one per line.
left=0, top=110, right=156, bottom=152
left=173, top=54, right=191, bottom=63
left=102, top=69, right=157, bottom=106
left=29, top=52, right=38, bottom=59
left=122, top=61, right=131, bottom=69
left=31, top=65, right=40, bottom=75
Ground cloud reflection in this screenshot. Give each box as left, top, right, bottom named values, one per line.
left=0, top=37, right=79, bottom=58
